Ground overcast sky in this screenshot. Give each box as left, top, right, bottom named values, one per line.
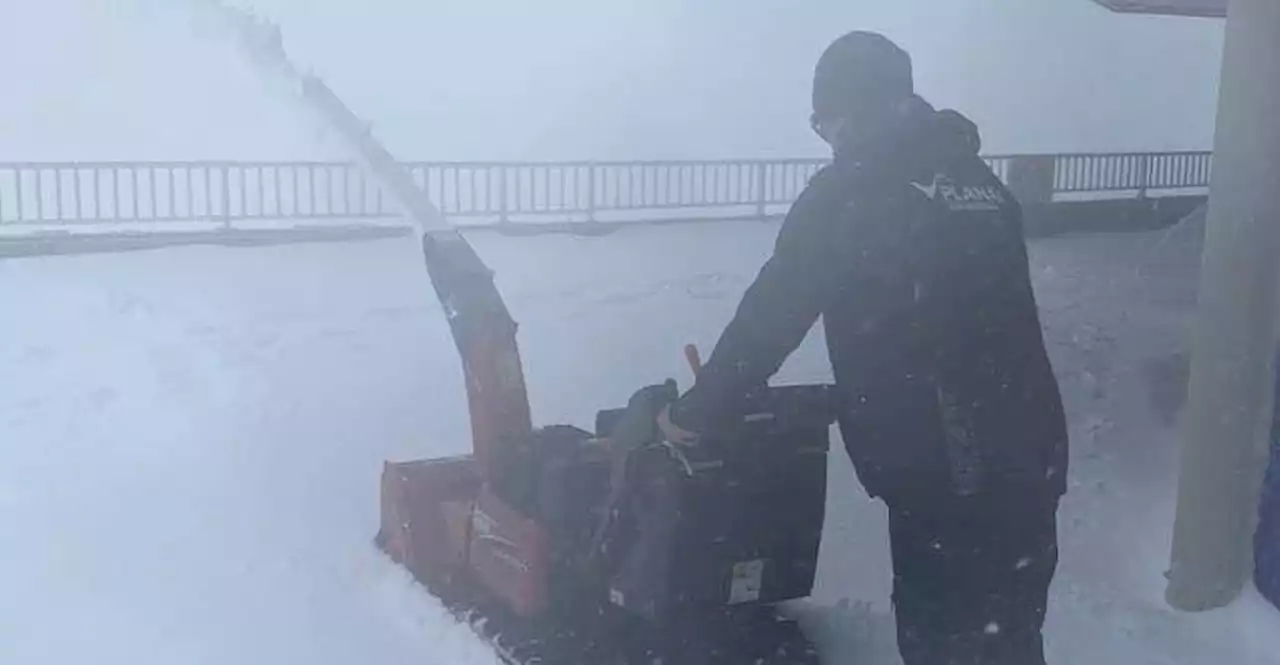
left=0, top=0, right=1225, bottom=162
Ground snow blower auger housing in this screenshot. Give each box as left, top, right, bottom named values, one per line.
left=378, top=381, right=836, bottom=664
left=375, top=229, right=838, bottom=665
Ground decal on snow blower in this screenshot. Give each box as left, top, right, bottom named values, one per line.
left=471, top=509, right=531, bottom=574
left=729, top=559, right=766, bottom=604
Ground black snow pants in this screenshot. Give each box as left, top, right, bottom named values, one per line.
left=885, top=492, right=1060, bottom=665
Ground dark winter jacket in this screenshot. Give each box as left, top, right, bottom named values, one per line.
left=670, top=99, right=1068, bottom=501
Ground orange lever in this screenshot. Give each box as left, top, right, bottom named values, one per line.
left=683, top=344, right=702, bottom=378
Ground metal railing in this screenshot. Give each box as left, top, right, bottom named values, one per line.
left=0, top=152, right=1211, bottom=228
left=1053, top=151, right=1213, bottom=193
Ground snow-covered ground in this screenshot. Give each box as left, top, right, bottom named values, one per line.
left=1, top=218, right=1277, bottom=664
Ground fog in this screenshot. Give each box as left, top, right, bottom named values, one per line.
left=5, top=4, right=1277, bottom=665
left=3, top=0, right=1223, bottom=161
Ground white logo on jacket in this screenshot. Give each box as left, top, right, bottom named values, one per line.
left=911, top=173, right=1005, bottom=212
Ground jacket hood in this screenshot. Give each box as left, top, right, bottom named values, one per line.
left=934, top=108, right=982, bottom=157
left=835, top=96, right=983, bottom=166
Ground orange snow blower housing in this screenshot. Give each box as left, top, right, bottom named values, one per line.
left=374, top=229, right=553, bottom=616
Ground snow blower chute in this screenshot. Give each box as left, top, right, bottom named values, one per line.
left=206, top=6, right=837, bottom=663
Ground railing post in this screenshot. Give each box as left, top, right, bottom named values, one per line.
left=219, top=164, right=232, bottom=230
left=497, top=166, right=509, bottom=226
left=755, top=161, right=767, bottom=220
left=1138, top=153, right=1151, bottom=200
left=14, top=167, right=24, bottom=223
left=586, top=162, right=597, bottom=223
left=34, top=168, right=44, bottom=222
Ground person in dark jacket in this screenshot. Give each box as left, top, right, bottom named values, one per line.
left=657, top=31, right=1069, bottom=665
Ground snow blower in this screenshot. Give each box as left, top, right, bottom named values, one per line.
left=374, top=319, right=837, bottom=665
left=203, top=6, right=837, bottom=662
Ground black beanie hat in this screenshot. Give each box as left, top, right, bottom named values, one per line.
left=812, top=31, right=914, bottom=120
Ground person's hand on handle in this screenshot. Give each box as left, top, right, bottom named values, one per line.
left=657, top=403, right=699, bottom=445
left=656, top=343, right=703, bottom=445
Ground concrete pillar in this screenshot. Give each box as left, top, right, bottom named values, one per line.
left=1166, top=0, right=1280, bottom=612
left=1005, top=155, right=1057, bottom=206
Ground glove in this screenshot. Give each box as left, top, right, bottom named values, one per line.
left=657, top=403, right=699, bottom=445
